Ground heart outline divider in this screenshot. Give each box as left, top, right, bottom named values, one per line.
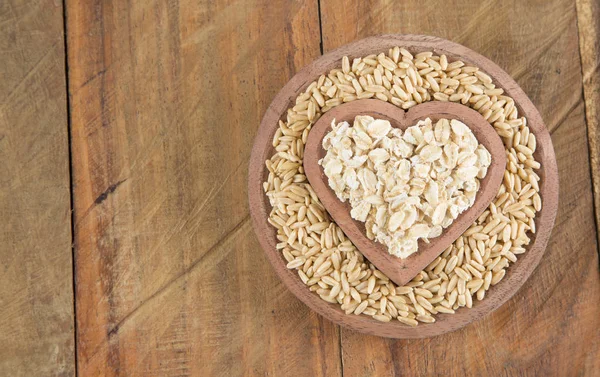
left=304, top=99, right=507, bottom=286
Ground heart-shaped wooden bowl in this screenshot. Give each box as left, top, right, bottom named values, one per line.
left=303, top=99, right=507, bottom=287
left=248, top=35, right=558, bottom=338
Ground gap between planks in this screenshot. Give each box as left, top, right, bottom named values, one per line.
left=61, top=0, right=79, bottom=374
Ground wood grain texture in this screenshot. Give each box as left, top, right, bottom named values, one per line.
left=576, top=0, right=600, bottom=242
left=0, top=0, right=74, bottom=376
left=321, top=0, right=600, bottom=375
left=66, top=0, right=341, bottom=376
left=303, top=99, right=508, bottom=287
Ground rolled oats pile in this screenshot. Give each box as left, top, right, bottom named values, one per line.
left=263, top=48, right=542, bottom=326
left=319, top=116, right=491, bottom=258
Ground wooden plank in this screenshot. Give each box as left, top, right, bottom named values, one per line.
left=67, top=1, right=341, bottom=376
left=320, top=0, right=600, bottom=375
left=0, top=1, right=74, bottom=376
left=576, top=0, right=600, bottom=241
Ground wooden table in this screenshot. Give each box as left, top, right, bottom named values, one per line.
left=1, top=0, right=599, bottom=376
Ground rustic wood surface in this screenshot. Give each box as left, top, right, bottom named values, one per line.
left=0, top=0, right=74, bottom=376
left=66, top=1, right=339, bottom=377
left=1, top=0, right=599, bottom=375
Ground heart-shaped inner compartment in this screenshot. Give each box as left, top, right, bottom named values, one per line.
left=319, top=115, right=491, bottom=259
left=303, top=99, right=506, bottom=286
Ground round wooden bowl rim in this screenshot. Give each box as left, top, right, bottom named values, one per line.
left=248, top=34, right=559, bottom=338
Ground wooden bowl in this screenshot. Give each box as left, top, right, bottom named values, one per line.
left=303, top=99, right=507, bottom=287
left=248, top=35, right=558, bottom=338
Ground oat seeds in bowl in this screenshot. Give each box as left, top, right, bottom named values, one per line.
left=263, top=47, right=542, bottom=326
